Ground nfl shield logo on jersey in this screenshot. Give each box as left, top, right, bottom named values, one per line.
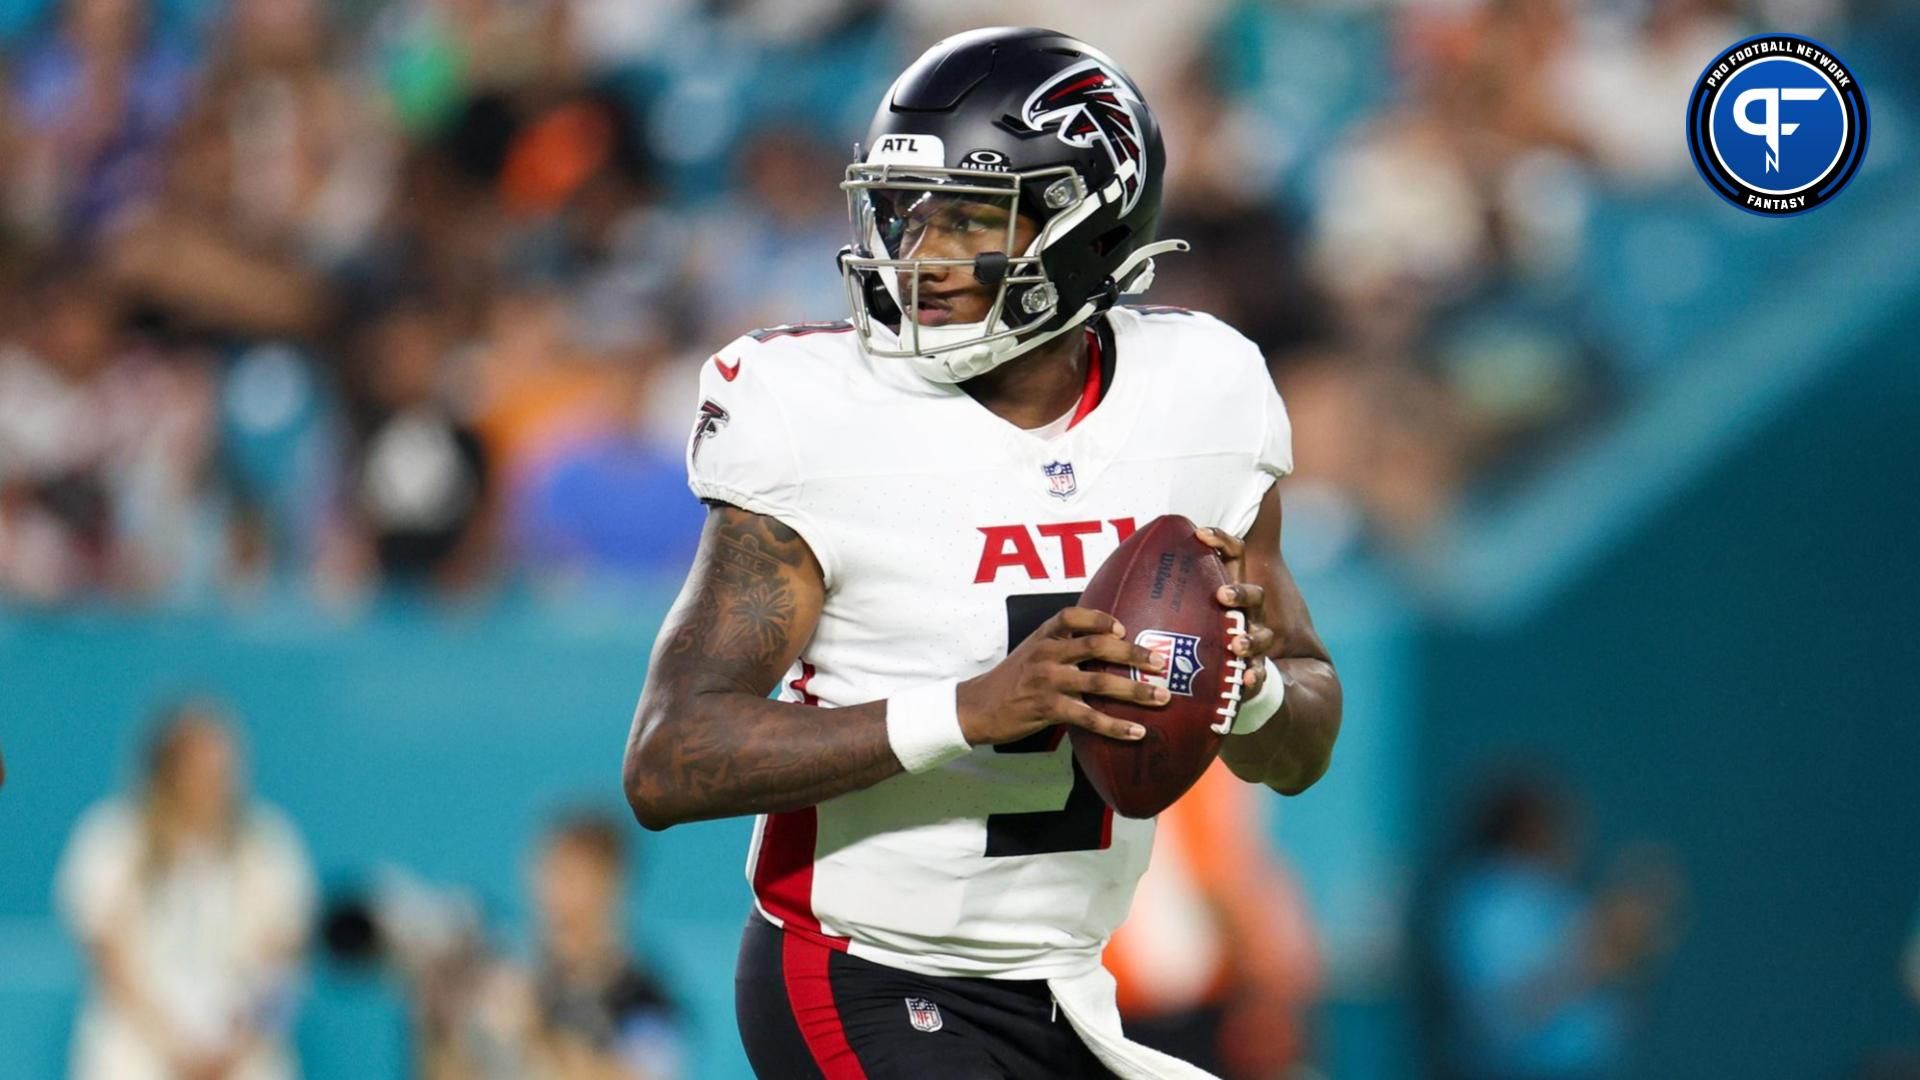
left=1042, top=461, right=1077, bottom=499
left=1134, top=630, right=1204, bottom=696
left=904, top=997, right=944, bottom=1033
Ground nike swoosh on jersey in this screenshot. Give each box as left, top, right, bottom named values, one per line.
left=715, top=356, right=741, bottom=381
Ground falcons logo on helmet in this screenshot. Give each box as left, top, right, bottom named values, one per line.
left=1021, top=59, right=1148, bottom=215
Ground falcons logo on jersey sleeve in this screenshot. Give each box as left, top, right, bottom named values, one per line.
left=690, top=399, right=729, bottom=463
left=1021, top=59, right=1148, bottom=215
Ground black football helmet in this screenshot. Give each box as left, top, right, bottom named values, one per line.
left=839, top=27, right=1188, bottom=382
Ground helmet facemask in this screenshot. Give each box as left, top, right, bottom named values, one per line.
left=840, top=162, right=1099, bottom=384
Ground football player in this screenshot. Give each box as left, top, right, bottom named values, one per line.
left=623, top=27, right=1342, bottom=1080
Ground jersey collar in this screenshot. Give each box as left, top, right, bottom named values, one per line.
left=1065, top=325, right=1109, bottom=431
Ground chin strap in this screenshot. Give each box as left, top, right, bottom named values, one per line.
left=1113, top=238, right=1190, bottom=295
left=911, top=302, right=1098, bottom=383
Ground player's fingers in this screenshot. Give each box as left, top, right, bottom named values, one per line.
left=1195, top=525, right=1245, bottom=563
left=1241, top=659, right=1266, bottom=698
left=1057, top=633, right=1166, bottom=672
left=1063, top=668, right=1170, bottom=708
left=1231, top=623, right=1276, bottom=657
left=1217, top=582, right=1264, bottom=610
left=1043, top=606, right=1126, bottom=640
left=1056, top=698, right=1147, bottom=741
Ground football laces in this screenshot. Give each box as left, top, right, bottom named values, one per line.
left=1212, top=609, right=1247, bottom=735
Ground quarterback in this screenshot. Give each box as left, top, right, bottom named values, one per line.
left=624, top=27, right=1342, bottom=1080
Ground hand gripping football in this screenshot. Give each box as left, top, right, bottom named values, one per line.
left=1071, top=514, right=1243, bottom=818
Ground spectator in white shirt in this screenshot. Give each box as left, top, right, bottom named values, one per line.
left=55, top=699, right=315, bottom=1080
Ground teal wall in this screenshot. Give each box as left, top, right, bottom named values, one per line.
left=1418, top=331, right=1920, bottom=1077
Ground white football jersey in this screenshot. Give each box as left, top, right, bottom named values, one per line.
left=685, top=305, right=1292, bottom=980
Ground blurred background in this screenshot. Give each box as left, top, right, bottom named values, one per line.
left=1, top=0, right=1917, bottom=1077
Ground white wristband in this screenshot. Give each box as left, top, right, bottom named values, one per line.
left=886, top=679, right=971, bottom=774
left=1232, top=658, right=1286, bottom=735
left=1214, top=637, right=1285, bottom=737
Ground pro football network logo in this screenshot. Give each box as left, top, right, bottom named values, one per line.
left=1022, top=60, right=1148, bottom=214
left=1686, top=34, right=1868, bottom=216
left=904, top=997, right=943, bottom=1033
left=1042, top=460, right=1077, bottom=499
left=1133, top=629, right=1203, bottom=697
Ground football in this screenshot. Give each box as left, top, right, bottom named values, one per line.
left=1072, top=514, right=1240, bottom=819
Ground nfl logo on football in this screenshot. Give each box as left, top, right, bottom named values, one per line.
left=1042, top=461, right=1077, bottom=499
left=1133, top=629, right=1204, bottom=696
left=904, top=996, right=943, bottom=1033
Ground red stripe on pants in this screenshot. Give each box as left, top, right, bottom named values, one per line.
left=781, top=930, right=868, bottom=1078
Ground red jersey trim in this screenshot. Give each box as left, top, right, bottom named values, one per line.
left=750, top=665, right=847, bottom=947
left=789, top=661, right=820, bottom=705
left=1066, top=329, right=1104, bottom=431
left=752, top=809, right=828, bottom=938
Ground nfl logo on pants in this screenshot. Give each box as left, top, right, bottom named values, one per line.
left=904, top=996, right=944, bottom=1033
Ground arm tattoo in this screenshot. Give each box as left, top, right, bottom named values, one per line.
left=710, top=527, right=797, bottom=665
left=626, top=505, right=903, bottom=827
left=663, top=517, right=797, bottom=672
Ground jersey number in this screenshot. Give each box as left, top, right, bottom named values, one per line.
left=984, top=592, right=1112, bottom=857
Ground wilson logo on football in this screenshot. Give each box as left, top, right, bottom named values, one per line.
left=1133, top=629, right=1203, bottom=696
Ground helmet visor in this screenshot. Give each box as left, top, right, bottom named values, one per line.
left=872, top=188, right=1020, bottom=261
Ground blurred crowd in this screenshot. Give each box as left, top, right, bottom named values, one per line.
left=58, top=699, right=685, bottom=1080
left=48, top=698, right=1317, bottom=1080
left=0, top=0, right=1851, bottom=606
left=54, top=697, right=1722, bottom=1080
left=1411, top=776, right=1684, bottom=1080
